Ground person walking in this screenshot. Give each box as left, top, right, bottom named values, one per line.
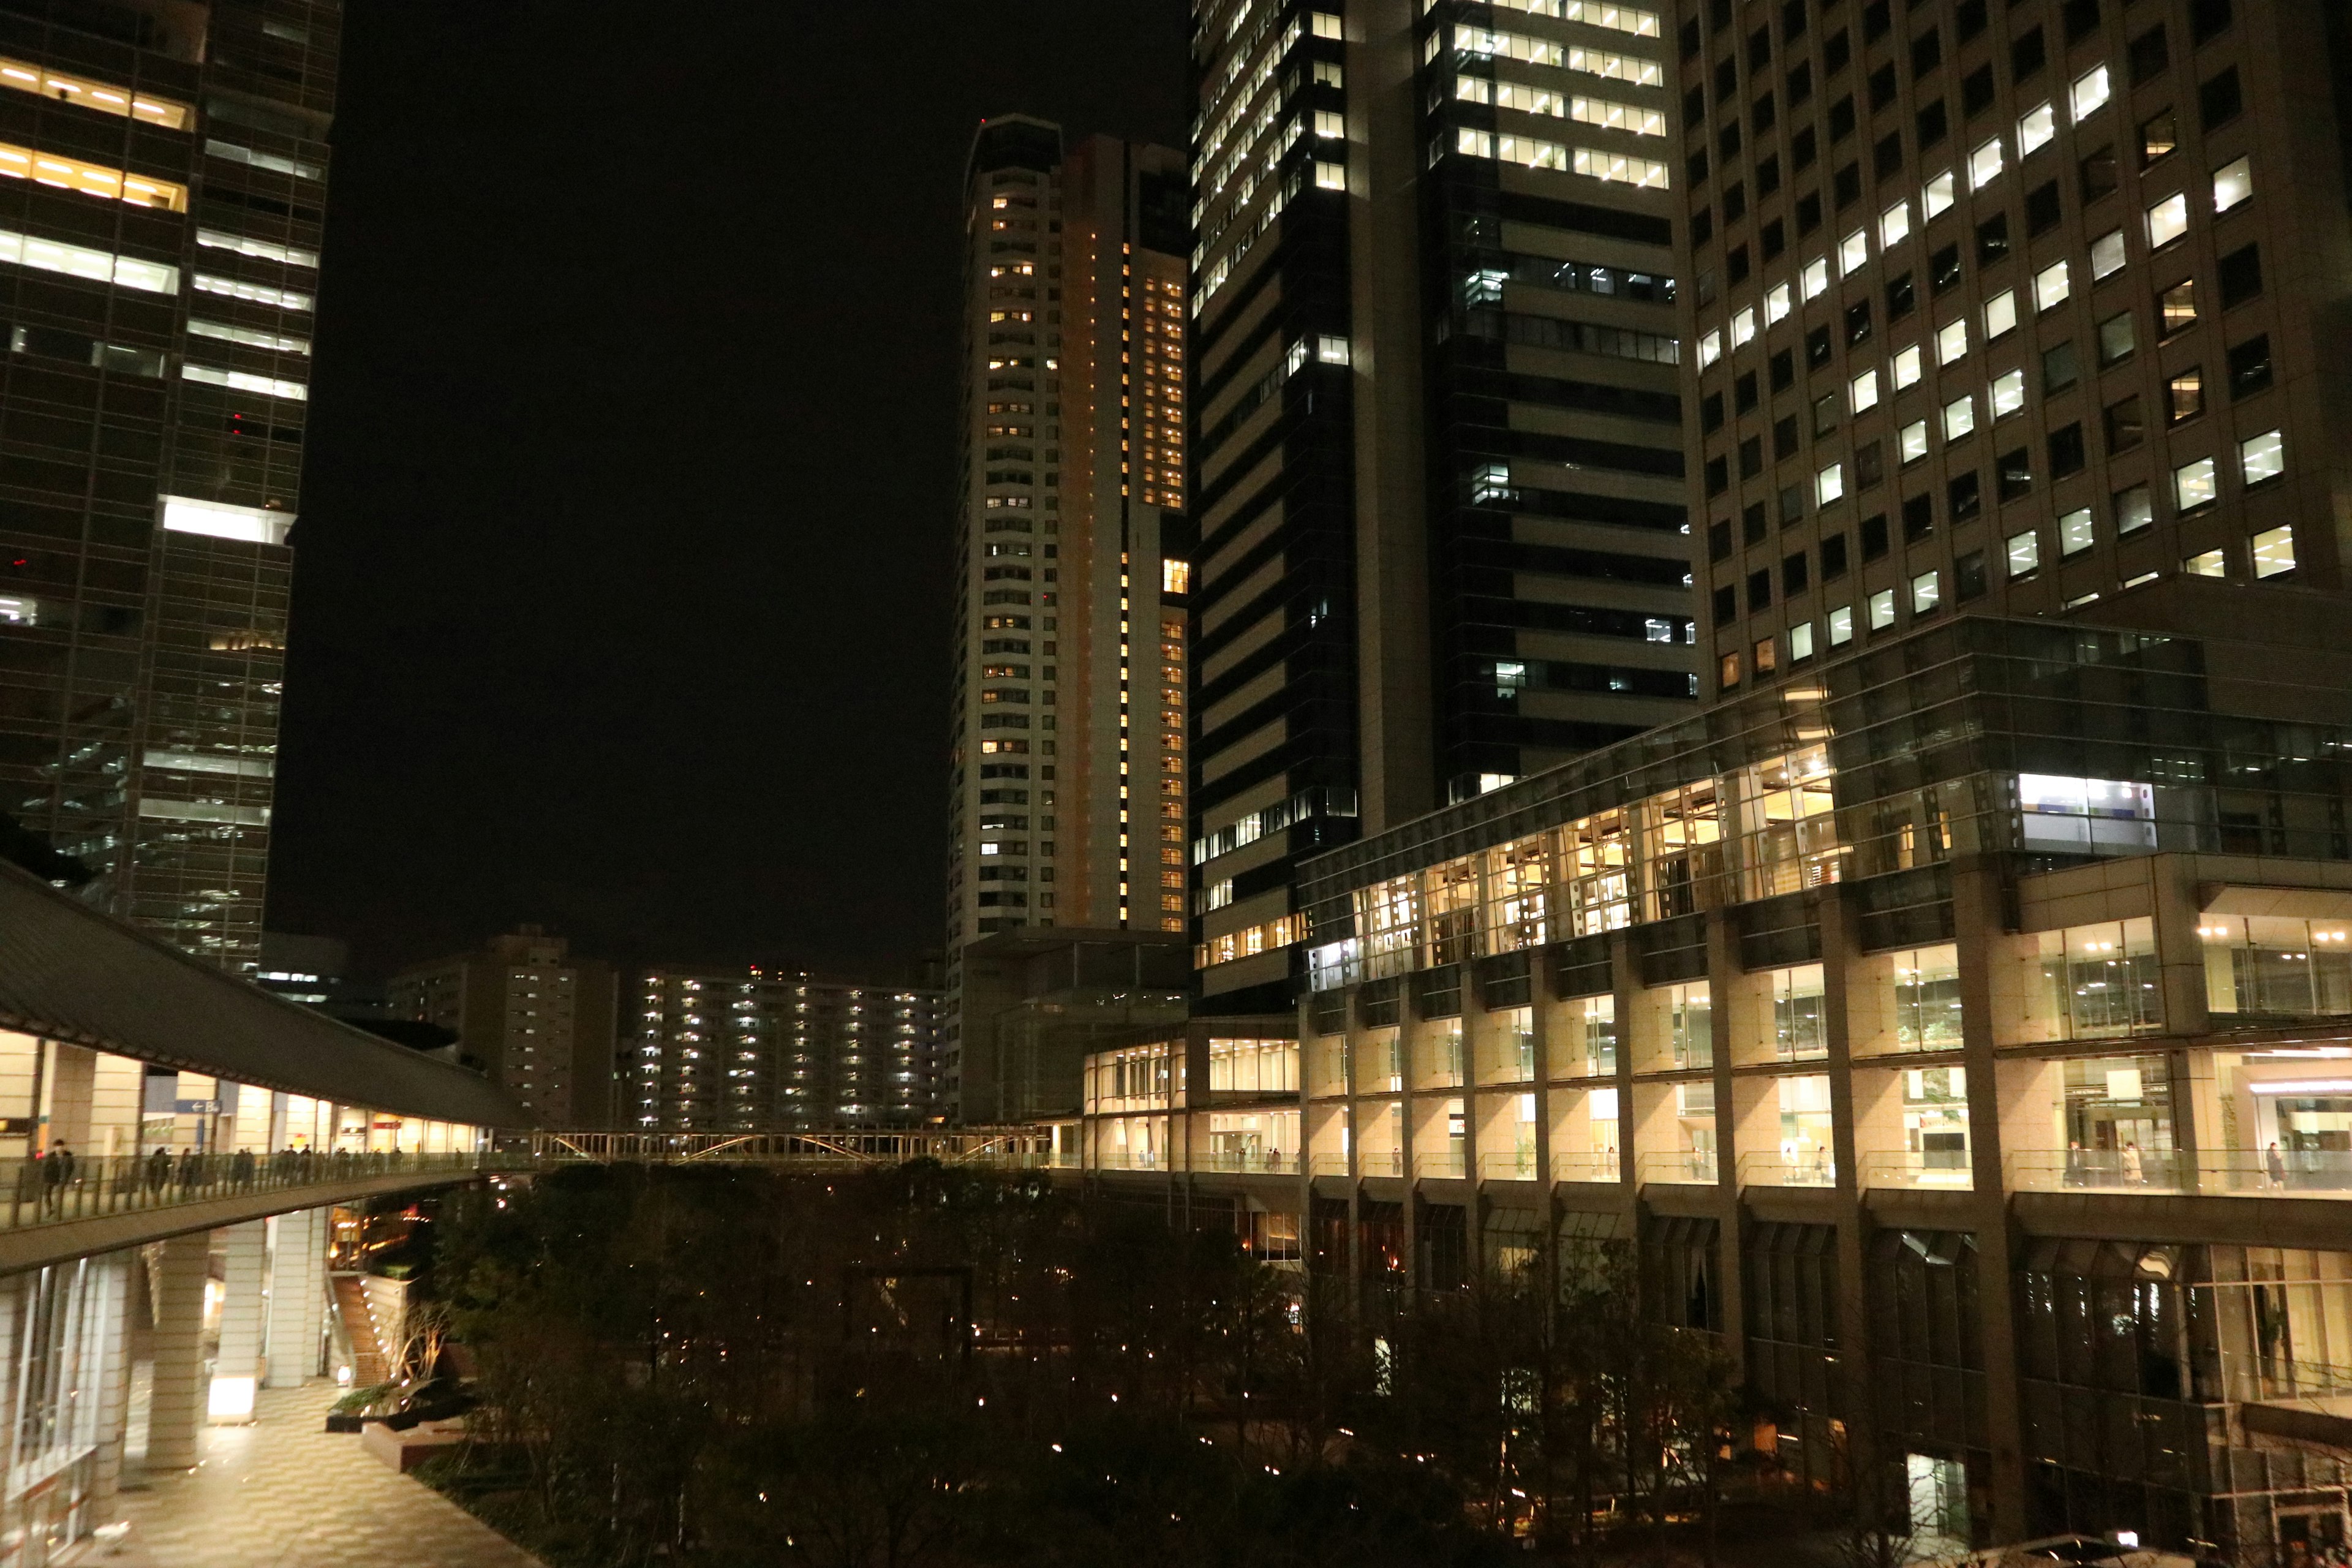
left=2269, top=1140, right=2289, bottom=1189
left=39, top=1143, right=67, bottom=1216
left=2122, top=1141, right=2143, bottom=1185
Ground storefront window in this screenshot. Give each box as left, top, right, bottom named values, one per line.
left=2017, top=919, right=2160, bottom=1040
left=2202, top=915, right=2352, bottom=1016
left=1905, top=1066, right=1970, bottom=1174
left=1772, top=964, right=1828, bottom=1060
left=1567, top=993, right=1616, bottom=1077
left=1893, top=944, right=1964, bottom=1049
left=1779, top=1074, right=1834, bottom=1182
left=1670, top=982, right=1713, bottom=1069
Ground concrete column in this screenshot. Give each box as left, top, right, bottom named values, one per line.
left=211, top=1221, right=267, bottom=1422
left=1703, top=911, right=1749, bottom=1379
left=88, top=1252, right=134, bottom=1507
left=1816, top=885, right=1883, bottom=1493
left=1950, top=856, right=2029, bottom=1541
left=145, top=1232, right=209, bottom=1469
left=45, top=1044, right=95, bottom=1153
left=265, top=1208, right=327, bottom=1387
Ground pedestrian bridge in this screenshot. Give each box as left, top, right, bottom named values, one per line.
left=524, top=1128, right=1065, bottom=1169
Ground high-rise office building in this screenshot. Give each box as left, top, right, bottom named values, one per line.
left=628, top=968, right=947, bottom=1131
left=387, top=927, right=618, bottom=1126
left=1188, top=0, right=1701, bottom=1017
left=1680, top=0, right=2347, bottom=693
left=0, top=1, right=341, bottom=971
left=941, top=117, right=1193, bottom=1097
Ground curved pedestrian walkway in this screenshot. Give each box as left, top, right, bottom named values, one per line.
left=91, top=1382, right=543, bottom=1568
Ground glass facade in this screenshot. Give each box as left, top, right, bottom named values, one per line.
left=0, top=3, right=339, bottom=970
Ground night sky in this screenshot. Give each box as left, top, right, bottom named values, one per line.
left=265, top=0, right=1193, bottom=980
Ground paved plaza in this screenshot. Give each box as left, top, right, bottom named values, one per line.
left=88, top=1382, right=543, bottom=1568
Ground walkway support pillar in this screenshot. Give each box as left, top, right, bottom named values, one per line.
left=89, top=1250, right=134, bottom=1507
left=145, top=1231, right=208, bottom=1468
left=210, top=1219, right=266, bottom=1422
left=264, top=1208, right=328, bottom=1388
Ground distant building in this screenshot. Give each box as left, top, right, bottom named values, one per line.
left=386, top=927, right=617, bottom=1126
left=628, top=970, right=946, bottom=1131
left=941, top=116, right=1194, bottom=1095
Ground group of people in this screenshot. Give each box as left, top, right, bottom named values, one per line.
left=13, top=1140, right=364, bottom=1218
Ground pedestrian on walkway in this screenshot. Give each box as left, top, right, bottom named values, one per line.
left=2121, top=1142, right=2143, bottom=1185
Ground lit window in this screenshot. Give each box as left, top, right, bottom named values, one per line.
left=1720, top=652, right=1741, bottom=688
left=1868, top=589, right=1896, bottom=630
left=0, top=142, right=183, bottom=209
left=2184, top=548, right=2226, bottom=578
left=1801, top=257, right=1830, bottom=299
left=1991, top=369, right=2026, bottom=418
left=1766, top=282, right=1792, bottom=324
left=1314, top=160, right=1346, bottom=190
left=2173, top=456, right=2218, bottom=511
left=1899, top=419, right=1929, bottom=464
left=1983, top=290, right=2018, bottom=339
left=160, top=494, right=293, bottom=546
left=2145, top=192, right=2188, bottom=249
left=1840, top=228, right=1869, bottom=275
left=0, top=228, right=176, bottom=295
left=1936, top=318, right=1967, bottom=365
left=1922, top=169, right=1956, bottom=219
left=183, top=364, right=306, bottom=401
left=1313, top=109, right=1344, bottom=139
left=2239, top=427, right=2284, bottom=486
left=1850, top=368, right=1880, bottom=411
left=2089, top=229, right=2126, bottom=280
left=1732, top=306, right=1757, bottom=347
left=2069, top=64, right=2111, bottom=124
left=2034, top=259, right=2070, bottom=312
left=1880, top=201, right=1911, bottom=247
left=1312, top=11, right=1343, bottom=38
left=1894, top=344, right=1923, bottom=388
left=1162, top=559, right=1192, bottom=594
left=2211, top=156, right=2252, bottom=214
left=2007, top=529, right=2041, bottom=576
left=2058, top=507, right=2094, bottom=556
left=0, top=56, right=187, bottom=127
left=1698, top=330, right=1722, bottom=367
left=2252, top=525, right=2297, bottom=578
left=207, top=139, right=323, bottom=182
left=1943, top=394, right=1977, bottom=440
left=1754, top=636, right=1778, bottom=674
left=197, top=229, right=318, bottom=269
left=1910, top=570, right=1941, bottom=616
left=1971, top=137, right=2007, bottom=190
left=1828, top=605, right=1855, bottom=645
left=1817, top=462, right=1845, bottom=504
left=2018, top=103, right=2056, bottom=157
left=1789, top=621, right=1815, bottom=662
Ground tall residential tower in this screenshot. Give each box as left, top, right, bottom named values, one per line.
left=942, top=118, right=1193, bottom=1104
left=1188, top=0, right=1702, bottom=1017
left=0, top=0, right=340, bottom=970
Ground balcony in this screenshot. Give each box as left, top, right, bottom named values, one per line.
left=1637, top=1149, right=1719, bottom=1186
left=1737, top=1149, right=1836, bottom=1188
left=2006, top=1147, right=2352, bottom=1197
left=1859, top=1150, right=1973, bottom=1191
left=1477, top=1147, right=1539, bottom=1181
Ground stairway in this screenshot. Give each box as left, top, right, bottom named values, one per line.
left=331, top=1273, right=389, bottom=1386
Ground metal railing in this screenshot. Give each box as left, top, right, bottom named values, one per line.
left=2007, top=1147, right=2352, bottom=1198
left=1414, top=1149, right=1467, bottom=1180
left=1636, top=1150, right=1720, bottom=1186
left=0, top=1150, right=511, bottom=1231
left=1192, top=1148, right=1298, bottom=1175
left=1551, top=1150, right=1624, bottom=1184
left=1357, top=1150, right=1405, bottom=1177
left=1477, top=1147, right=1539, bottom=1181
left=1858, top=1150, right=1974, bottom=1191
left=1736, top=1150, right=1838, bottom=1189
left=527, top=1129, right=1060, bottom=1166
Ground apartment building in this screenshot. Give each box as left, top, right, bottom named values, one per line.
left=942, top=116, right=1192, bottom=1104
left=1679, top=0, right=2348, bottom=693
left=387, top=927, right=617, bottom=1127
left=628, top=969, right=947, bottom=1131
left=0, top=1, right=342, bottom=970
left=1188, top=0, right=1702, bottom=1016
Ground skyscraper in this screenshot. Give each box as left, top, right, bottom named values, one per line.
left=0, top=1, right=341, bottom=970
left=1188, top=0, right=1702, bottom=1017
left=387, top=927, right=618, bottom=1128
left=628, top=968, right=947, bottom=1131
left=942, top=117, right=1192, bottom=1096
left=1681, top=0, right=2348, bottom=692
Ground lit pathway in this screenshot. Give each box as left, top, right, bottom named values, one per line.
left=93, top=1382, right=544, bottom=1568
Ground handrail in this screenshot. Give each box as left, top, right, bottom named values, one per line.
left=0, top=1149, right=512, bottom=1232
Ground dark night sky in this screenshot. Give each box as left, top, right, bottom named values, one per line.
left=266, top=1, right=1193, bottom=980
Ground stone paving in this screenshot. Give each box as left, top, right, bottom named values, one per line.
left=88, top=1382, right=544, bottom=1568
